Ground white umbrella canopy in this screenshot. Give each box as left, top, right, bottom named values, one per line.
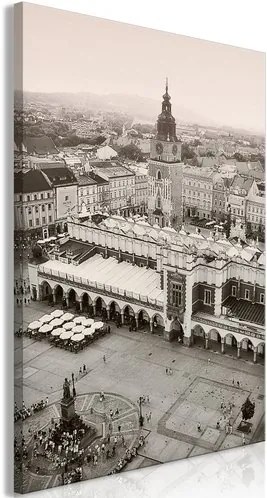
left=60, top=331, right=73, bottom=340
left=73, top=316, right=83, bottom=325
left=83, top=328, right=95, bottom=336
left=39, top=314, right=53, bottom=324
left=71, top=333, right=85, bottom=342
left=51, top=309, right=64, bottom=318
left=51, top=327, right=65, bottom=337
left=83, top=318, right=94, bottom=327
left=72, top=325, right=85, bottom=334
left=50, top=318, right=64, bottom=328
left=63, top=321, right=75, bottom=331
left=62, top=313, right=74, bottom=322
left=39, top=324, right=53, bottom=334
left=93, top=321, right=104, bottom=330
left=28, top=321, right=42, bottom=331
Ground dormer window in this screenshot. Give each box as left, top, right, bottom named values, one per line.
left=244, top=289, right=250, bottom=300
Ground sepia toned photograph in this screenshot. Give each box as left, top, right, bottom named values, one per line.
left=14, top=2, right=265, bottom=493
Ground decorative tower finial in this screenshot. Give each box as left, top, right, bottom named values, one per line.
left=166, top=77, right=168, bottom=93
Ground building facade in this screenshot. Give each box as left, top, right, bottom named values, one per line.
left=183, top=167, right=214, bottom=219
left=90, top=161, right=135, bottom=212
left=148, top=80, right=183, bottom=228
left=14, top=170, right=55, bottom=234
left=29, top=214, right=265, bottom=363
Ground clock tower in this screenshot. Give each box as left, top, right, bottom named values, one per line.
left=148, top=79, right=183, bottom=229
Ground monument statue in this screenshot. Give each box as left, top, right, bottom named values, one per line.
left=63, top=378, right=71, bottom=400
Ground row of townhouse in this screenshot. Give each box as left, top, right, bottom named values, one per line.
left=14, top=160, right=150, bottom=236
left=182, top=166, right=265, bottom=230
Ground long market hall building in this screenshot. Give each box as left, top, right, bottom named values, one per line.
left=29, top=214, right=265, bottom=364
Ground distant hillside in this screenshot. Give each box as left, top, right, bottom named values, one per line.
left=17, top=90, right=209, bottom=126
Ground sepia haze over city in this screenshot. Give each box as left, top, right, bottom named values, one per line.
left=19, top=3, right=265, bottom=134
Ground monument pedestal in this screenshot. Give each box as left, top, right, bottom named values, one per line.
left=60, top=396, right=75, bottom=423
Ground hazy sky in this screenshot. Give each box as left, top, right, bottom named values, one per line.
left=20, top=3, right=265, bottom=132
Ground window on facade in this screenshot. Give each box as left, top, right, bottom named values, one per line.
left=29, top=219, right=32, bottom=227
left=35, top=206, right=38, bottom=213
left=244, top=289, right=250, bottom=300
left=42, top=217, right=45, bottom=224
left=47, top=192, right=50, bottom=198
left=232, top=285, right=237, bottom=297
left=28, top=207, right=32, bottom=214
left=19, top=195, right=22, bottom=201
left=27, top=195, right=30, bottom=202
left=34, top=195, right=37, bottom=200
left=40, top=194, right=43, bottom=199
left=49, top=216, right=52, bottom=223
left=36, top=218, right=39, bottom=226
left=48, top=204, right=51, bottom=210
left=204, top=289, right=211, bottom=305
left=42, top=205, right=45, bottom=212
left=172, top=283, right=182, bottom=307
left=260, top=293, right=264, bottom=304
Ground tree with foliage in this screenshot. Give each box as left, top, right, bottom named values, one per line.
left=181, top=144, right=196, bottom=162
left=32, top=244, right=42, bottom=259
left=118, top=144, right=144, bottom=161
left=233, top=152, right=246, bottom=162
left=241, top=397, right=255, bottom=422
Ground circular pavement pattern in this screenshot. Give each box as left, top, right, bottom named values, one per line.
left=15, top=392, right=141, bottom=493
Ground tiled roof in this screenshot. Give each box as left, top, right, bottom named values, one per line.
left=88, top=172, right=109, bottom=185
left=14, top=170, right=52, bottom=194
left=76, top=174, right=97, bottom=186
left=42, top=166, right=77, bottom=186
left=230, top=175, right=254, bottom=192
left=223, top=296, right=264, bottom=325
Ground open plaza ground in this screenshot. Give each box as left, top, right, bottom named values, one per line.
left=14, top=295, right=265, bottom=491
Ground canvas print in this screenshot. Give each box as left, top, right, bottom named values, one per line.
left=14, top=2, right=265, bottom=493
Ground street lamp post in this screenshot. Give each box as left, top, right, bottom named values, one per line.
left=138, top=397, right=144, bottom=427
left=71, top=373, right=76, bottom=398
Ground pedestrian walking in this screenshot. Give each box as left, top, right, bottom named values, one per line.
left=216, top=421, right=220, bottom=429
left=229, top=424, right=233, bottom=434
left=197, top=423, right=201, bottom=432
left=103, top=355, right=106, bottom=363
left=232, top=379, right=235, bottom=385
left=208, top=358, right=211, bottom=365
left=118, top=425, right=121, bottom=432
left=83, top=364, right=87, bottom=373
left=237, top=381, right=240, bottom=388
left=165, top=367, right=168, bottom=375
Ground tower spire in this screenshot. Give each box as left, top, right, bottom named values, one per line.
left=166, top=76, right=168, bottom=93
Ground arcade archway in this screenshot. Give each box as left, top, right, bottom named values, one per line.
left=192, top=324, right=206, bottom=347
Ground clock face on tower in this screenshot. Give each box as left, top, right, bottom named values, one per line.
left=172, top=144, right=178, bottom=155
left=156, top=142, right=163, bottom=154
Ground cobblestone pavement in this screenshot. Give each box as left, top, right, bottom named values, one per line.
left=15, top=392, right=140, bottom=492
left=14, top=300, right=265, bottom=490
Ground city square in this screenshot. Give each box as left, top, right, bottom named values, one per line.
left=14, top=297, right=264, bottom=492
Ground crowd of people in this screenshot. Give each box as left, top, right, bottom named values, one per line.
left=108, top=434, right=145, bottom=475
left=14, top=398, right=48, bottom=422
